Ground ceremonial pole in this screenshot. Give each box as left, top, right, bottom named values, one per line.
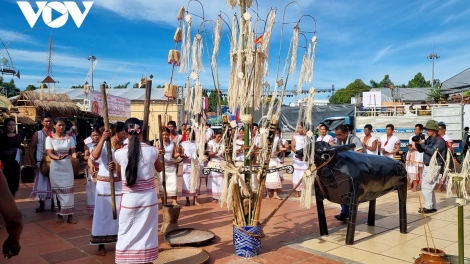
left=100, top=83, right=117, bottom=220
left=142, top=79, right=152, bottom=143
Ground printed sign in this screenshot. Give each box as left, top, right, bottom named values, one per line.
left=88, top=91, right=130, bottom=122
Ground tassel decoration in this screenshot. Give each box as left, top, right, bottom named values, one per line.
left=226, top=0, right=237, bottom=8
left=174, top=27, right=182, bottom=43
left=167, top=50, right=181, bottom=66
left=179, top=18, right=191, bottom=73
left=300, top=170, right=314, bottom=209
left=177, top=6, right=185, bottom=20
left=193, top=79, right=203, bottom=115
left=164, top=83, right=178, bottom=99
left=289, top=24, right=300, bottom=74
left=211, top=15, right=222, bottom=70
left=191, top=34, right=204, bottom=73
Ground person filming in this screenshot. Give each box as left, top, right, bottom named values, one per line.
left=415, top=120, right=447, bottom=214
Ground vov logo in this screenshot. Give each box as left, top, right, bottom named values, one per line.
left=17, top=1, right=94, bottom=28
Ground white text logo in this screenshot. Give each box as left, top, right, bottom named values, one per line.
left=17, top=1, right=93, bottom=28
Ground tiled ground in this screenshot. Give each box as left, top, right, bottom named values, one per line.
left=2, top=159, right=468, bottom=264
left=287, top=190, right=470, bottom=264
left=0, top=160, right=346, bottom=264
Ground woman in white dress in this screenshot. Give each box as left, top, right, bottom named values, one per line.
left=360, top=124, right=378, bottom=155
left=207, top=130, right=225, bottom=202
left=112, top=118, right=162, bottom=264
left=406, top=124, right=424, bottom=192
left=316, top=123, right=334, bottom=145
left=291, top=123, right=308, bottom=198
left=89, top=128, right=121, bottom=256
left=46, top=118, right=78, bottom=224
left=275, top=128, right=289, bottom=186
left=235, top=128, right=245, bottom=162
left=158, top=127, right=180, bottom=206
left=265, top=129, right=285, bottom=200
left=180, top=128, right=202, bottom=206
left=83, top=129, right=101, bottom=215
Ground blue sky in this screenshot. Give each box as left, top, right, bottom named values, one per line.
left=1, top=0, right=470, bottom=104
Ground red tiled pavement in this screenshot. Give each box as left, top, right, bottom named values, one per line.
left=0, top=165, right=353, bottom=264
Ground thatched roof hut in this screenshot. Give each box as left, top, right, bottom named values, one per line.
left=11, top=90, right=80, bottom=119
left=0, top=95, right=36, bottom=125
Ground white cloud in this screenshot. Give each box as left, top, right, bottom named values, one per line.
left=372, top=45, right=393, bottom=63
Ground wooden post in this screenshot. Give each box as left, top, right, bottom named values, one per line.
left=158, top=115, right=168, bottom=205
left=142, top=79, right=152, bottom=143
left=100, top=84, right=117, bottom=220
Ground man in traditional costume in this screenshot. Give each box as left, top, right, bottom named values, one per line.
left=29, top=113, right=55, bottom=212
left=378, top=124, right=401, bottom=159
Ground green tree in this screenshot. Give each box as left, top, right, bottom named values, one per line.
left=156, top=84, right=164, bottom=88
left=71, top=84, right=84, bottom=88
left=370, top=80, right=380, bottom=88
left=407, top=72, right=431, bottom=87
left=0, top=77, right=21, bottom=97
left=370, top=74, right=394, bottom=88
left=25, top=84, right=37, bottom=91
left=427, top=86, right=441, bottom=103
left=114, top=82, right=130, bottom=88
left=207, top=90, right=225, bottom=112
left=329, top=79, right=371, bottom=104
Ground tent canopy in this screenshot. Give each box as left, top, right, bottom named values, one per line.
left=440, top=67, right=470, bottom=95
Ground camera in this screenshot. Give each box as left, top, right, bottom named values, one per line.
left=411, top=134, right=425, bottom=142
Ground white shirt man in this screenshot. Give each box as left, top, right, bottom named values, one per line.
left=378, top=124, right=401, bottom=159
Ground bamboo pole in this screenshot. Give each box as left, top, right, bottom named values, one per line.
left=142, top=79, right=152, bottom=143
left=252, top=121, right=277, bottom=226
left=100, top=83, right=117, bottom=220
left=158, top=115, right=168, bottom=205
left=222, top=116, right=246, bottom=226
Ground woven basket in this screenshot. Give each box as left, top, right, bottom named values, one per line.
left=164, top=228, right=215, bottom=247
left=154, top=247, right=209, bottom=264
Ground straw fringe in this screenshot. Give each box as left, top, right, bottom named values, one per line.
left=211, top=16, right=222, bottom=69
left=289, top=25, right=300, bottom=74
left=179, top=19, right=191, bottom=73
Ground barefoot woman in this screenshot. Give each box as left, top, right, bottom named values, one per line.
left=158, top=127, right=180, bottom=206
left=46, top=118, right=78, bottom=224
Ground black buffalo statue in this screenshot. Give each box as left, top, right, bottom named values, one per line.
left=313, top=141, right=408, bottom=245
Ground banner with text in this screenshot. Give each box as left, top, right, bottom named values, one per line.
left=89, top=91, right=130, bottom=122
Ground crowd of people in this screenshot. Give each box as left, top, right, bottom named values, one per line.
left=0, top=112, right=461, bottom=262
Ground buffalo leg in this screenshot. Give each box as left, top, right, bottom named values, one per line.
left=398, top=184, right=407, bottom=234
left=346, top=197, right=359, bottom=245
left=367, top=199, right=376, bottom=226
left=315, top=182, right=328, bottom=236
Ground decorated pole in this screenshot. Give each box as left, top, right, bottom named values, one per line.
left=252, top=121, right=277, bottom=225
left=158, top=115, right=168, bottom=205
left=142, top=79, right=152, bottom=143
left=100, top=83, right=117, bottom=220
